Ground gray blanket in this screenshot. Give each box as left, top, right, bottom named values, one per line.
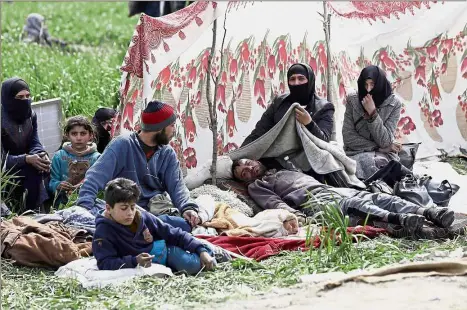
left=229, top=103, right=365, bottom=189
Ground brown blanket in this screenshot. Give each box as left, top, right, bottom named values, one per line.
left=1, top=216, right=92, bottom=268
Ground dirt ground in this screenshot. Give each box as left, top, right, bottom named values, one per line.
left=202, top=276, right=467, bottom=310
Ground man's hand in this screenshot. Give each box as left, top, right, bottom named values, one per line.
left=200, top=252, right=216, bottom=271
left=295, top=106, right=312, bottom=126
left=362, top=94, right=376, bottom=116
left=26, top=154, right=51, bottom=172
left=136, top=253, right=154, bottom=268
left=183, top=210, right=201, bottom=228
left=58, top=181, right=74, bottom=192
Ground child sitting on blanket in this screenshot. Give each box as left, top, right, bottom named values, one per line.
left=49, top=116, right=100, bottom=208
left=93, top=178, right=216, bottom=274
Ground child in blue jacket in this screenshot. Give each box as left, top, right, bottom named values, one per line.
left=93, top=178, right=216, bottom=274
left=49, top=116, right=100, bottom=207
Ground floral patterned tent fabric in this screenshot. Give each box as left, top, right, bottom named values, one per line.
left=118, top=1, right=467, bottom=176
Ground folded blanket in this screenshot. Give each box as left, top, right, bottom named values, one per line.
left=202, top=204, right=297, bottom=238
left=55, top=257, right=173, bottom=288
left=228, top=103, right=365, bottom=189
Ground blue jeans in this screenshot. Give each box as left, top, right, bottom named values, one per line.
left=150, top=240, right=212, bottom=275
left=157, top=214, right=191, bottom=232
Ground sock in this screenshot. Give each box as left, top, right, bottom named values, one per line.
left=387, top=212, right=401, bottom=225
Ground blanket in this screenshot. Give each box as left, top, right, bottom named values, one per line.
left=202, top=203, right=297, bottom=238
left=190, top=184, right=258, bottom=216
left=198, top=226, right=386, bottom=261
left=228, top=103, right=365, bottom=189
left=1, top=216, right=92, bottom=268
left=55, top=257, right=173, bottom=288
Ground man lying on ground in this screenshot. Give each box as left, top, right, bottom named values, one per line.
left=76, top=100, right=200, bottom=232
left=93, top=178, right=216, bottom=274
left=231, top=159, right=455, bottom=234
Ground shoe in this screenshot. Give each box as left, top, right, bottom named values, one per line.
left=399, top=214, right=425, bottom=235
left=424, top=207, right=455, bottom=228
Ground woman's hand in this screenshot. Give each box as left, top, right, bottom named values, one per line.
left=362, top=94, right=376, bottom=116
left=26, top=154, right=51, bottom=172
left=295, top=106, right=312, bottom=125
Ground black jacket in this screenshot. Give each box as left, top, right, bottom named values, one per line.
left=241, top=93, right=335, bottom=147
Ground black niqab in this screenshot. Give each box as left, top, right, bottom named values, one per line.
left=357, top=65, right=392, bottom=107
left=287, top=63, right=316, bottom=106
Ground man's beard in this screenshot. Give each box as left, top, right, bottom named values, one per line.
left=153, top=129, right=170, bottom=145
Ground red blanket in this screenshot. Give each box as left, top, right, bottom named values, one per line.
left=198, top=226, right=386, bottom=261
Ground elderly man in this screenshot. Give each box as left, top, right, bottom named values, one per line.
left=231, top=158, right=455, bottom=234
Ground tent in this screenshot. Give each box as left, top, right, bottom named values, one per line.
left=117, top=1, right=467, bottom=176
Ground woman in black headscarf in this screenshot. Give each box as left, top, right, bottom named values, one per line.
left=342, top=65, right=403, bottom=179
left=242, top=63, right=335, bottom=147
left=1, top=77, right=51, bottom=211
left=92, top=107, right=117, bottom=153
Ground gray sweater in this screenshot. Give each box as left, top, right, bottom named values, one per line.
left=342, top=92, right=402, bottom=156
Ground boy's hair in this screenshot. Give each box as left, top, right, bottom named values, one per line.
left=64, top=115, right=96, bottom=136
left=231, top=159, right=241, bottom=180
left=104, top=178, right=141, bottom=207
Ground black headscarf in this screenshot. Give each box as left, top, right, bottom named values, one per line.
left=1, top=77, right=32, bottom=123
left=287, top=63, right=316, bottom=106
left=92, top=107, right=117, bottom=153
left=357, top=65, right=392, bottom=107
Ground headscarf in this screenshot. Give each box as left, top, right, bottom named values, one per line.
left=357, top=65, right=393, bottom=107
left=287, top=63, right=316, bottom=107
left=92, top=107, right=117, bottom=153
left=1, top=77, right=32, bottom=123
left=23, top=13, right=52, bottom=45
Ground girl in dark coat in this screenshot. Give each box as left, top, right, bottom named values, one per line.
left=1, top=77, right=50, bottom=211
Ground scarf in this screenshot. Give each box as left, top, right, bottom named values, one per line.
left=357, top=65, right=393, bottom=107
left=286, top=63, right=316, bottom=107
left=1, top=77, right=33, bottom=123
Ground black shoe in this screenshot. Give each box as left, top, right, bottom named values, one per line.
left=399, top=214, right=425, bottom=235
left=424, top=207, right=455, bottom=228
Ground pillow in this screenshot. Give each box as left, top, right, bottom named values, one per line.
left=184, top=156, right=233, bottom=190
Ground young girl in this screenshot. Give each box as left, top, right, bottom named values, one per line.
left=49, top=116, right=100, bottom=207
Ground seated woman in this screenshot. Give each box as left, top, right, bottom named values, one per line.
left=342, top=65, right=404, bottom=180
left=92, top=107, right=116, bottom=153
left=241, top=63, right=335, bottom=170
left=1, top=77, right=51, bottom=211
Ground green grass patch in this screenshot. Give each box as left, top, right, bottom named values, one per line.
left=2, top=236, right=466, bottom=309
left=1, top=2, right=139, bottom=117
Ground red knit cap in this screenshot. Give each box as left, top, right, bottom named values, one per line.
left=140, top=100, right=176, bottom=132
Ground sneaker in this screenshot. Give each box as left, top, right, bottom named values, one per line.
left=424, top=207, right=455, bottom=228
left=197, top=239, right=232, bottom=263
left=399, top=214, right=425, bottom=235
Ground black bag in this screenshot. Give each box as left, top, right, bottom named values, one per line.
left=394, top=175, right=434, bottom=208
left=419, top=175, right=460, bottom=207
left=399, top=143, right=421, bottom=170
left=364, top=160, right=408, bottom=188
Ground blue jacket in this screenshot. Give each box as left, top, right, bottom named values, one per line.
left=76, top=131, right=198, bottom=213
left=49, top=142, right=100, bottom=193
left=93, top=210, right=207, bottom=270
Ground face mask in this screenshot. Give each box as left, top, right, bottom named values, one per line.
left=5, top=98, right=32, bottom=122
left=288, top=83, right=309, bottom=105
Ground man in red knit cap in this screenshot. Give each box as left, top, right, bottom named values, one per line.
left=77, top=100, right=200, bottom=231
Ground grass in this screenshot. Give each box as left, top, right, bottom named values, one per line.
left=1, top=2, right=139, bottom=117
left=2, top=236, right=467, bottom=309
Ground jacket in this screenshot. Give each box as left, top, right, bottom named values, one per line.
left=93, top=210, right=207, bottom=270
left=342, top=91, right=402, bottom=156
left=76, top=131, right=198, bottom=213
